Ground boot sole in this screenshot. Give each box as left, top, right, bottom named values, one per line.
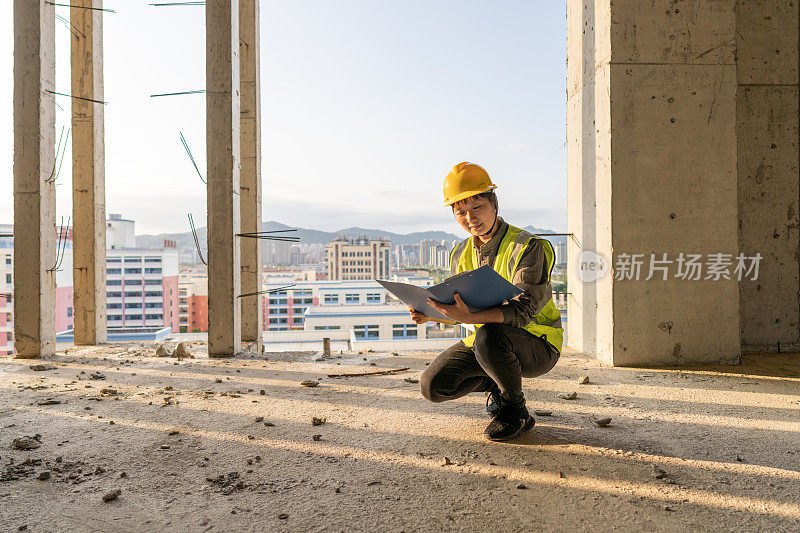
left=487, top=416, right=535, bottom=442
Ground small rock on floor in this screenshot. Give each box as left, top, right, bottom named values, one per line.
left=174, top=342, right=194, bottom=359
left=559, top=392, right=578, bottom=400
left=29, top=364, right=56, bottom=371
left=300, top=380, right=319, bottom=388
left=311, top=417, right=326, bottom=426
left=516, top=483, right=527, bottom=489
left=155, top=345, right=170, bottom=358
left=12, top=435, right=42, bottom=450
left=102, top=489, right=121, bottom=502
left=403, top=378, right=419, bottom=384
left=534, top=410, right=552, bottom=417
left=578, top=376, right=590, bottom=385
left=592, top=417, right=612, bottom=427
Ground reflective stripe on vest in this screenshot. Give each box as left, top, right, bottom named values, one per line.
left=451, top=224, right=564, bottom=353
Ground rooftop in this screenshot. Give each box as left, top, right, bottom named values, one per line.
left=1, top=345, right=798, bottom=530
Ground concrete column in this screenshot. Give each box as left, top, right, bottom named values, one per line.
left=735, top=1, right=800, bottom=353
left=567, top=1, right=741, bottom=365
left=71, top=0, right=106, bottom=345
left=239, top=0, right=263, bottom=348
left=206, top=0, right=241, bottom=357
left=13, top=0, right=56, bottom=358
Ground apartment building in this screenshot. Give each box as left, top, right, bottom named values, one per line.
left=178, top=272, right=209, bottom=333
left=325, top=235, right=391, bottom=281
left=0, top=224, right=12, bottom=355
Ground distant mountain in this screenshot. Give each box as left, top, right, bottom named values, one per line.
left=135, top=221, right=564, bottom=255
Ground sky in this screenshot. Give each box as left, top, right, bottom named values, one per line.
left=0, top=1, right=567, bottom=237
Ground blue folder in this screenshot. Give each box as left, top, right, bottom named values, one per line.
left=377, top=265, right=524, bottom=323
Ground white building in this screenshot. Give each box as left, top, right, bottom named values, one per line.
left=304, top=304, right=425, bottom=341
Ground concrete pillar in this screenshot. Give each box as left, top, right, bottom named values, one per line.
left=13, top=0, right=56, bottom=358
left=567, top=1, right=741, bottom=365
left=239, top=0, right=263, bottom=348
left=206, top=0, right=241, bottom=357
left=71, top=0, right=106, bottom=345
left=735, top=1, right=800, bottom=353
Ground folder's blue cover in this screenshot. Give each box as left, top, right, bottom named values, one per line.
left=377, top=265, right=524, bottom=323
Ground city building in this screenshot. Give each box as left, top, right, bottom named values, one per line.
left=261, top=279, right=389, bottom=331
left=0, top=225, right=13, bottom=355
left=178, top=271, right=209, bottom=333
left=303, top=304, right=425, bottom=341
left=325, top=235, right=391, bottom=281
left=104, top=214, right=180, bottom=334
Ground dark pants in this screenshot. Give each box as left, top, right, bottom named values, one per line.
left=420, top=323, right=559, bottom=404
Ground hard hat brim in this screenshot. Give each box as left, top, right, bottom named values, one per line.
left=443, top=184, right=497, bottom=207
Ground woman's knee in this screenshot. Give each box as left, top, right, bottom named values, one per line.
left=474, top=323, right=509, bottom=356
left=419, top=365, right=451, bottom=403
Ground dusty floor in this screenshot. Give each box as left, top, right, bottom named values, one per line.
left=0, top=343, right=799, bottom=532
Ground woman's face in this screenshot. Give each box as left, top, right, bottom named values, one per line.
left=453, top=195, right=496, bottom=237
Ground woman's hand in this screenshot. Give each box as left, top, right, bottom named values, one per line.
left=407, top=306, right=428, bottom=324
left=427, top=293, right=475, bottom=324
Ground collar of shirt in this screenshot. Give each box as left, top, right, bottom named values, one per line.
left=472, top=216, right=508, bottom=266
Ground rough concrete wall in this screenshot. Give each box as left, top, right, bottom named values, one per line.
left=609, top=1, right=742, bottom=365
left=736, top=1, right=800, bottom=352
left=566, top=0, right=614, bottom=363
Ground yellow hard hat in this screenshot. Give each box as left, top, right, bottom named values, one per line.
left=442, top=162, right=497, bottom=206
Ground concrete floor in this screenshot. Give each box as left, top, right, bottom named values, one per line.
left=1, top=344, right=799, bottom=532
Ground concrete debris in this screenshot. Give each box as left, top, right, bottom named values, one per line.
left=312, top=434, right=322, bottom=441
left=37, top=398, right=61, bottom=405
left=38, top=471, right=51, bottom=481
left=534, top=410, right=552, bottom=417
left=578, top=376, right=590, bottom=385
left=155, top=345, right=170, bottom=357
left=102, top=489, right=121, bottom=502
left=12, top=435, right=42, bottom=450
left=207, top=472, right=247, bottom=495
left=89, top=372, right=106, bottom=380
left=559, top=392, right=578, bottom=400
left=403, top=378, right=419, bottom=384
left=173, top=342, right=194, bottom=359
left=516, top=483, right=527, bottom=489
left=312, top=417, right=326, bottom=426
left=300, top=380, right=319, bottom=388
left=442, top=457, right=452, bottom=466
left=100, top=388, right=118, bottom=396
left=29, top=364, right=56, bottom=371
left=592, top=417, right=612, bottom=427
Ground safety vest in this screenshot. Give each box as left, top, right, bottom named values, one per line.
left=450, top=224, right=564, bottom=353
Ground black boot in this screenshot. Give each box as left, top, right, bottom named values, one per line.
left=485, top=384, right=502, bottom=417
left=484, top=395, right=534, bottom=441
